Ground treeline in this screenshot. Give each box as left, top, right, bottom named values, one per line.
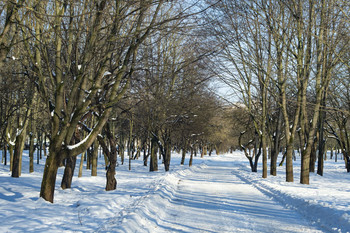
left=2, top=0, right=350, bottom=203
left=204, top=0, right=350, bottom=182
left=0, top=0, right=237, bottom=203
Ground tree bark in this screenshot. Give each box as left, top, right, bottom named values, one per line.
left=164, top=139, right=171, bottom=171
left=78, top=152, right=85, bottom=178
left=29, top=133, right=34, bottom=173
left=181, top=146, right=186, bottom=165
left=91, top=140, right=98, bottom=176
left=12, top=121, right=29, bottom=177
left=40, top=148, right=67, bottom=203
left=9, top=143, right=14, bottom=171
left=61, top=156, right=77, bottom=189
left=150, top=136, right=158, bottom=171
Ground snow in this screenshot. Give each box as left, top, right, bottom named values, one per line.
left=103, top=71, right=112, bottom=76
left=0, top=150, right=349, bottom=232
left=67, top=131, right=92, bottom=150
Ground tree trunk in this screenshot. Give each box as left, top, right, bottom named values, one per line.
left=120, top=144, right=125, bottom=165
left=271, top=109, right=282, bottom=176
left=29, top=133, right=35, bottom=173
left=40, top=148, right=66, bottom=203
left=189, top=147, right=193, bottom=167
left=12, top=125, right=28, bottom=177
left=309, top=141, right=317, bottom=173
left=3, top=145, right=7, bottom=166
left=164, top=139, right=171, bottom=172
left=91, top=140, right=98, bottom=176
left=150, top=136, right=158, bottom=172
left=143, top=142, right=149, bottom=166
left=78, top=153, right=85, bottom=177
left=286, top=144, right=294, bottom=182
left=9, top=143, right=14, bottom=171
left=181, top=147, right=186, bottom=165
left=105, top=152, right=117, bottom=191
left=143, top=141, right=149, bottom=166
left=105, top=141, right=117, bottom=191
left=61, top=156, right=77, bottom=189
left=262, top=134, right=267, bottom=178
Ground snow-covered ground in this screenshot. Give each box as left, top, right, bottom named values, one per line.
left=0, top=150, right=349, bottom=232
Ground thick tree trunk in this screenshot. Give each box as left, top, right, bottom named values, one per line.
left=12, top=125, right=28, bottom=177
left=40, top=148, right=65, bottom=203
left=105, top=147, right=117, bottom=191
left=61, top=156, right=77, bottom=189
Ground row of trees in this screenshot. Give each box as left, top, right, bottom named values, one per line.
left=0, top=0, right=237, bottom=203
left=204, top=0, right=350, bottom=183
left=2, top=0, right=350, bottom=204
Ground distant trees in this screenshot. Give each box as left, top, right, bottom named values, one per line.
left=0, top=0, right=227, bottom=203
left=204, top=0, right=350, bottom=183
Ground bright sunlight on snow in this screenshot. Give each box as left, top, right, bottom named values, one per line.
left=0, top=151, right=349, bottom=232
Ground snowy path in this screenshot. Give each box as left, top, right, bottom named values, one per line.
left=107, top=157, right=324, bottom=232
left=3, top=152, right=342, bottom=232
